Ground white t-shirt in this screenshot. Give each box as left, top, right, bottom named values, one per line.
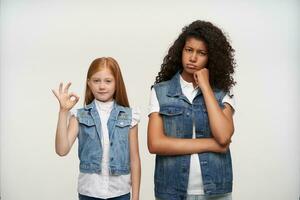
left=70, top=100, right=140, bottom=199
left=148, top=75, right=235, bottom=195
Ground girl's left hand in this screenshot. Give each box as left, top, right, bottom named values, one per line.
left=194, top=68, right=210, bottom=89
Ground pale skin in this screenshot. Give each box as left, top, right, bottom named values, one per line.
left=52, top=68, right=140, bottom=200
left=148, top=37, right=234, bottom=155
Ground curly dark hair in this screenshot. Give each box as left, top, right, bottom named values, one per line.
left=155, top=20, right=236, bottom=92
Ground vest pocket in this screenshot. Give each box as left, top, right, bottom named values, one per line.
left=115, top=120, right=131, bottom=128
left=115, top=119, right=131, bottom=141
left=78, top=117, right=95, bottom=126
left=159, top=106, right=183, bottom=116
left=159, top=106, right=184, bottom=136
left=78, top=117, right=97, bottom=139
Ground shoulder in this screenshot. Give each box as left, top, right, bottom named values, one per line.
left=75, top=107, right=92, bottom=119
left=116, top=104, right=131, bottom=112
left=153, top=79, right=172, bottom=89
left=115, top=104, right=132, bottom=119
left=153, top=79, right=172, bottom=95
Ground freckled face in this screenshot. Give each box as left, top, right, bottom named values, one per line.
left=88, top=69, right=116, bottom=102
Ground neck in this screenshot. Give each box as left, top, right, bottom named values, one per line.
left=95, top=99, right=114, bottom=103
left=180, top=71, right=197, bottom=87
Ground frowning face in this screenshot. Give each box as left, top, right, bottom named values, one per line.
left=181, top=37, right=208, bottom=79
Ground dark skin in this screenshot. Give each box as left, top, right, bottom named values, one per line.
left=148, top=37, right=234, bottom=155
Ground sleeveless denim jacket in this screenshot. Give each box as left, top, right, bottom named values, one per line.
left=76, top=100, right=132, bottom=175
left=153, top=73, right=233, bottom=199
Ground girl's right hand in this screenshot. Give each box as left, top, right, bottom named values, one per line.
left=52, top=82, right=80, bottom=112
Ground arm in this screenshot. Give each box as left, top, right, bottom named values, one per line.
left=147, top=112, right=229, bottom=155
left=52, top=82, right=80, bottom=156
left=129, top=125, right=141, bottom=200
left=55, top=112, right=79, bottom=156
left=194, top=69, right=234, bottom=146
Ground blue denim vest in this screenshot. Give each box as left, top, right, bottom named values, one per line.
left=76, top=100, right=132, bottom=175
left=153, top=73, right=233, bottom=199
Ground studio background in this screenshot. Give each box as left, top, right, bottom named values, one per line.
left=1, top=1, right=299, bottom=199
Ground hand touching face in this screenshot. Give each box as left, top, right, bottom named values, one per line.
left=193, top=68, right=210, bottom=90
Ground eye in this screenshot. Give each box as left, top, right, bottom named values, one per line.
left=105, top=79, right=112, bottom=83
left=185, top=48, right=192, bottom=52
left=93, top=79, right=100, bottom=83
left=198, top=51, right=207, bottom=56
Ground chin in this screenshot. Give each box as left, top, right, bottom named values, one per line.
left=185, top=69, right=197, bottom=74
left=95, top=96, right=109, bottom=102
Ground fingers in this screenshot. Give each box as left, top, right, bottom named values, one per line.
left=64, top=82, right=72, bottom=93
left=51, top=89, right=59, bottom=99
left=54, top=82, right=77, bottom=100
left=193, top=72, right=199, bottom=84
left=59, top=82, right=63, bottom=94
left=69, top=92, right=80, bottom=103
left=57, top=82, right=72, bottom=94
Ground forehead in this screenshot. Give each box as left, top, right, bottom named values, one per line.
left=91, top=68, right=114, bottom=79
left=184, top=37, right=207, bottom=50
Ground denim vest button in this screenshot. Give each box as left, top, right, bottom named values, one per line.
left=200, top=161, right=208, bottom=165
left=110, top=142, right=113, bottom=146
left=110, top=157, right=114, bottom=161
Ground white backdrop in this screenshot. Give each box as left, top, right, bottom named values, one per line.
left=1, top=1, right=299, bottom=200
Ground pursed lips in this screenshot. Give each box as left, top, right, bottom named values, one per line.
left=186, top=64, right=199, bottom=69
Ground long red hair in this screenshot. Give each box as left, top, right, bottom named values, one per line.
left=84, top=57, right=129, bottom=107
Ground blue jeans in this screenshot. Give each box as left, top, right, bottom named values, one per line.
left=156, top=193, right=232, bottom=200
left=79, top=193, right=130, bottom=200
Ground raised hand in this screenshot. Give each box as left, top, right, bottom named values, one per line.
left=52, top=82, right=80, bottom=112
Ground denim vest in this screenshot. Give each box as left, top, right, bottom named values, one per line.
left=76, top=100, right=132, bottom=175
left=153, top=73, right=233, bottom=199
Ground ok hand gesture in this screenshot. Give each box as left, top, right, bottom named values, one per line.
left=52, top=82, right=80, bottom=112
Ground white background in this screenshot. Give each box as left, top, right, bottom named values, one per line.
left=1, top=1, right=299, bottom=199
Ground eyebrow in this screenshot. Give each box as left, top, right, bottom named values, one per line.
left=185, top=45, right=207, bottom=52
left=185, top=45, right=206, bottom=50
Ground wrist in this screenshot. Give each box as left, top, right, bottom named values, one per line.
left=131, top=191, right=139, bottom=200
left=199, top=81, right=212, bottom=93
left=59, top=109, right=69, bottom=115
left=131, top=196, right=139, bottom=200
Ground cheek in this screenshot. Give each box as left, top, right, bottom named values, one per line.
left=88, top=84, right=96, bottom=92
left=182, top=56, right=188, bottom=66
left=200, top=57, right=208, bottom=66
left=182, top=53, right=188, bottom=61
left=110, top=83, right=116, bottom=93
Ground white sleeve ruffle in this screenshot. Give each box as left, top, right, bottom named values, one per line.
left=130, top=107, right=141, bottom=128
left=222, top=88, right=236, bottom=114
left=69, top=109, right=78, bottom=118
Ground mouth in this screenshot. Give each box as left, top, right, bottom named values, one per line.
left=97, top=92, right=108, bottom=95
left=186, top=64, right=198, bottom=69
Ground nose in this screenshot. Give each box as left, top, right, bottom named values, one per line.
left=189, top=52, right=197, bottom=62
left=99, top=82, right=105, bottom=90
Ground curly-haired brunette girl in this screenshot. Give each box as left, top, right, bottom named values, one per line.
left=148, top=20, right=236, bottom=200
left=155, top=20, right=236, bottom=93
